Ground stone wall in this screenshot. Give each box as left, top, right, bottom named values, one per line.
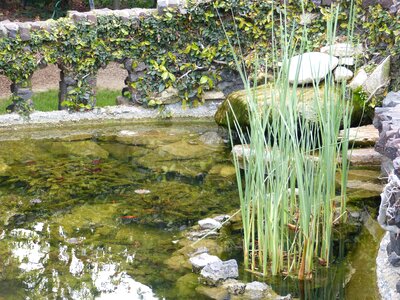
left=374, top=92, right=400, bottom=297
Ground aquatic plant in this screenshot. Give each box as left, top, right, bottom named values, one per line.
left=227, top=1, right=353, bottom=279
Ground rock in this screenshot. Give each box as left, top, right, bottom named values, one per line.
left=334, top=66, right=354, bottom=82
left=17, top=88, right=33, bottom=101
left=222, top=279, right=246, bottom=295
left=203, top=91, right=225, bottom=101
left=0, top=160, right=9, bottom=174
left=383, top=91, right=400, bottom=108
left=199, top=131, right=224, bottom=145
left=341, top=125, right=379, bottom=147
left=362, top=56, right=391, bottom=96
left=18, top=23, right=31, bottom=41
left=396, top=281, right=400, bottom=293
left=208, top=164, right=236, bottom=178
left=195, top=285, right=230, bottom=300
left=4, top=22, right=18, bottom=38
left=116, top=95, right=131, bottom=106
left=338, top=57, right=355, bottom=66
left=0, top=25, right=6, bottom=38
left=347, top=148, right=383, bottom=166
left=189, top=253, right=222, bottom=271
left=198, top=218, right=222, bottom=230
left=320, top=43, right=363, bottom=57
left=288, top=52, right=339, bottom=84
left=388, top=252, right=400, bottom=267
left=157, top=87, right=180, bottom=104
left=49, top=141, right=109, bottom=159
left=349, top=69, right=368, bottom=90
left=213, top=215, right=230, bottom=223
left=244, top=281, right=272, bottom=299
left=199, top=259, right=239, bottom=286
left=215, top=84, right=366, bottom=129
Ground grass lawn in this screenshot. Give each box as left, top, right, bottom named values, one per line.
left=0, top=89, right=120, bottom=114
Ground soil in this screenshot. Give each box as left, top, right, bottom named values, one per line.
left=0, top=62, right=126, bottom=99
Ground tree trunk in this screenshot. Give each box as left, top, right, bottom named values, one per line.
left=113, top=0, right=120, bottom=9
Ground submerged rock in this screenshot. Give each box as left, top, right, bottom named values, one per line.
left=198, top=218, right=222, bottom=230
left=199, top=259, right=239, bottom=286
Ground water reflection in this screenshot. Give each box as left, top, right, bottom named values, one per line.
left=3, top=224, right=159, bottom=299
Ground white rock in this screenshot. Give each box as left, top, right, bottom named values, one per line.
left=189, top=253, right=222, bottom=270
left=362, top=56, right=391, bottom=96
left=198, top=218, right=222, bottom=230
left=348, top=69, right=368, bottom=90
left=320, top=43, right=363, bottom=57
left=338, top=57, right=355, bottom=66
left=334, top=66, right=354, bottom=82
left=244, top=281, right=271, bottom=299
left=288, top=52, right=339, bottom=85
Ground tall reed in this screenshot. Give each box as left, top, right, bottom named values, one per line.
left=227, top=1, right=353, bottom=279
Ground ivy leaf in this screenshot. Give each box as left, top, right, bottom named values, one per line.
left=169, top=73, right=176, bottom=82
left=200, top=76, right=209, bottom=85
left=162, top=72, right=169, bottom=80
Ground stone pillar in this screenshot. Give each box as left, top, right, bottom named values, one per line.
left=58, top=65, right=97, bottom=110
left=8, top=78, right=34, bottom=113
left=117, top=58, right=148, bottom=106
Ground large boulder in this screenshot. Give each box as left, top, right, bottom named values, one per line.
left=288, top=52, right=338, bottom=84
left=215, top=84, right=364, bottom=128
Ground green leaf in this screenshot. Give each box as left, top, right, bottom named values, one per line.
left=200, top=76, right=209, bottom=85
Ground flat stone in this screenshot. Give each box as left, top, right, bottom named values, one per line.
left=288, top=52, right=339, bottom=84
left=198, top=218, right=222, bottom=230
left=199, top=259, right=239, bottom=286
left=338, top=57, right=355, bottom=66
left=320, top=43, right=363, bottom=57
left=189, top=253, right=222, bottom=271
left=341, top=125, right=379, bottom=147
left=362, top=56, right=391, bottom=96
left=347, top=148, right=382, bottom=166
left=203, top=91, right=225, bottom=101
left=349, top=69, right=368, bottom=90
left=334, top=66, right=354, bottom=82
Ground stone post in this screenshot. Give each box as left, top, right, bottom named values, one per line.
left=8, top=77, right=34, bottom=113
left=58, top=65, right=97, bottom=110
left=117, top=58, right=148, bottom=106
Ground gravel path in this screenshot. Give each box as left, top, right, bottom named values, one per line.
left=0, top=62, right=126, bottom=99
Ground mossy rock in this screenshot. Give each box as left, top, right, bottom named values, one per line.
left=214, top=85, right=364, bottom=128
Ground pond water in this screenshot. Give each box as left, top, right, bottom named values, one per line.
left=0, top=121, right=384, bottom=299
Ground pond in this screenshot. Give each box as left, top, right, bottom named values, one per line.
left=0, top=120, right=384, bottom=299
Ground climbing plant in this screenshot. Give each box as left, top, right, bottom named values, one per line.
left=0, top=0, right=399, bottom=111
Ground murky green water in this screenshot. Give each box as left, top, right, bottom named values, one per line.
left=0, top=121, right=385, bottom=299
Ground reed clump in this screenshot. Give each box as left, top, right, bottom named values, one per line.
left=228, top=1, right=354, bottom=279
